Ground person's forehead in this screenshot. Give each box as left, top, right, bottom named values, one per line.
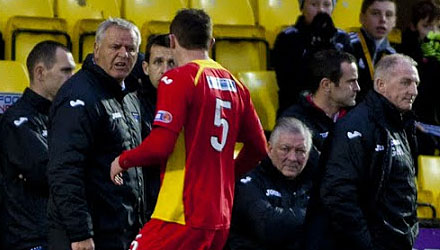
left=150, top=45, right=172, bottom=55
left=276, top=131, right=306, bottom=144
left=104, top=26, right=136, bottom=41
left=367, top=1, right=396, bottom=12
left=390, top=63, right=419, bottom=81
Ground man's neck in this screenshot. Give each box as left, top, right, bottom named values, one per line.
left=311, top=94, right=340, bottom=119
left=176, top=49, right=210, bottom=66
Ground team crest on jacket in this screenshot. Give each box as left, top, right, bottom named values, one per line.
left=155, top=110, right=173, bottom=123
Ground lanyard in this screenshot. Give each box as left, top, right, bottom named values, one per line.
left=358, top=31, right=375, bottom=80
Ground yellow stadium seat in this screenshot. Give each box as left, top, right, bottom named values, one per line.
left=121, top=0, right=187, bottom=53
left=0, top=0, right=70, bottom=66
left=54, top=0, right=120, bottom=62
left=74, top=63, right=82, bottom=73
left=418, top=155, right=440, bottom=218
left=189, top=0, right=268, bottom=74
left=190, top=0, right=255, bottom=25
left=332, top=0, right=362, bottom=31
left=0, top=60, right=29, bottom=114
left=237, top=71, right=278, bottom=131
left=257, top=0, right=300, bottom=47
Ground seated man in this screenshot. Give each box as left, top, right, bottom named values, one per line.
left=349, top=0, right=397, bottom=100
left=273, top=0, right=352, bottom=115
left=226, top=117, right=313, bottom=250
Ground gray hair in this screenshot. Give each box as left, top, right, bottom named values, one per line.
left=95, top=17, right=141, bottom=49
left=269, top=117, right=313, bottom=152
left=374, top=54, right=417, bottom=87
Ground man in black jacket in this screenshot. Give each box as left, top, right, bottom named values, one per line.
left=320, top=54, right=419, bottom=250
left=227, top=117, right=313, bottom=250
left=282, top=50, right=359, bottom=173
left=47, top=18, right=145, bottom=250
left=0, top=41, right=75, bottom=250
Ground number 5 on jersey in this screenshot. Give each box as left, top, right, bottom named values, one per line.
left=211, top=98, right=231, bottom=152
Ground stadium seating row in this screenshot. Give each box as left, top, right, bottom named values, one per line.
left=417, top=155, right=440, bottom=219
left=0, top=0, right=372, bottom=74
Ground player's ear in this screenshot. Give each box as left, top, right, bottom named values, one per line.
left=169, top=34, right=177, bottom=49
left=209, top=38, right=215, bottom=50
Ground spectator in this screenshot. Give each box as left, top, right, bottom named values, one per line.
left=272, top=0, right=352, bottom=115
left=321, top=54, right=419, bottom=250
left=399, top=0, right=440, bottom=63
left=110, top=8, right=267, bottom=250
left=349, top=0, right=397, bottom=101
left=0, top=41, right=75, bottom=250
left=226, top=117, right=313, bottom=250
left=282, top=50, right=359, bottom=171
left=400, top=0, right=440, bottom=156
left=47, top=18, right=145, bottom=250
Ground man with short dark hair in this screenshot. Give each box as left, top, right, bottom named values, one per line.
left=350, top=0, right=397, bottom=100
left=0, top=40, right=75, bottom=250
left=282, top=50, right=359, bottom=165
left=321, top=54, right=419, bottom=250
left=110, top=9, right=267, bottom=250
left=47, top=18, right=145, bottom=250
left=227, top=117, right=313, bottom=250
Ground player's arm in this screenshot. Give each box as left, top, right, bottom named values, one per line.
left=110, top=127, right=177, bottom=185
left=234, top=88, right=267, bottom=178
left=111, top=68, right=192, bottom=184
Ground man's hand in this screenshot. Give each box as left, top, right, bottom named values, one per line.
left=71, top=238, right=95, bottom=250
left=110, top=156, right=125, bottom=185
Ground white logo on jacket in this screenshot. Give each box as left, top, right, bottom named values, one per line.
left=347, top=131, right=362, bottom=139
left=266, top=189, right=282, bottom=197
left=70, top=99, right=85, bottom=107
left=112, top=112, right=122, bottom=120
left=13, top=117, right=28, bottom=127
left=240, top=176, right=252, bottom=184
left=375, top=144, right=385, bottom=152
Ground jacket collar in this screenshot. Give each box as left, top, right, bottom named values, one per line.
left=360, top=28, right=395, bottom=55
left=22, top=88, right=52, bottom=115
left=83, top=54, right=128, bottom=100
left=365, top=90, right=415, bottom=129
left=260, top=156, right=304, bottom=186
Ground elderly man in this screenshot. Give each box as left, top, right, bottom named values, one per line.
left=321, top=54, right=419, bottom=250
left=0, top=41, right=75, bottom=250
left=227, top=117, right=313, bottom=250
left=47, top=18, right=145, bottom=250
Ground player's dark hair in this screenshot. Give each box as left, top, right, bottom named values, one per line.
left=170, top=8, right=212, bottom=50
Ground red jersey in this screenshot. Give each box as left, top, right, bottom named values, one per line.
left=151, top=59, right=265, bottom=229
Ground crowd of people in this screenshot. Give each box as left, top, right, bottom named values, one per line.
left=0, top=0, right=439, bottom=249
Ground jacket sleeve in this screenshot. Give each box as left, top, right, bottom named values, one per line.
left=320, top=124, right=374, bottom=250
left=47, top=95, right=97, bottom=242
left=0, top=118, right=48, bottom=188
left=233, top=174, right=304, bottom=246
